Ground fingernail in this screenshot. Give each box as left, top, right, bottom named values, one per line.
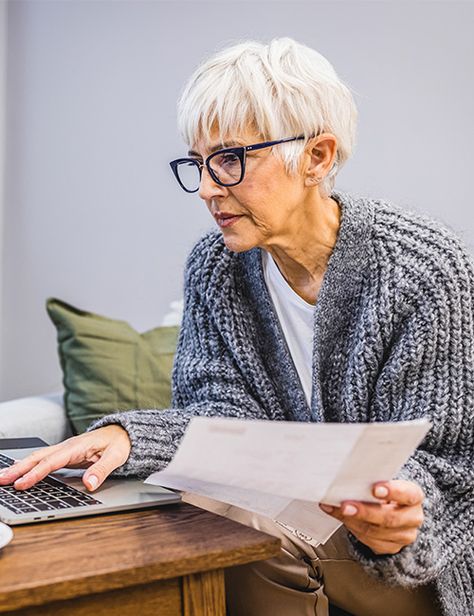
left=319, top=504, right=334, bottom=513
left=343, top=504, right=358, bottom=516
left=87, top=475, right=98, bottom=489
left=374, top=485, right=389, bottom=498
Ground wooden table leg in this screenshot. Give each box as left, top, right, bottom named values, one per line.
left=182, top=569, right=226, bottom=616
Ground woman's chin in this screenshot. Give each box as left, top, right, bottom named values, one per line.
left=221, top=231, right=256, bottom=253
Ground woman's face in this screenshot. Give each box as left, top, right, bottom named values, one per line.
left=190, top=126, right=328, bottom=253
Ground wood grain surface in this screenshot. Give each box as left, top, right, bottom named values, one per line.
left=183, top=570, right=225, bottom=616
left=0, top=502, right=280, bottom=613
left=0, top=579, right=181, bottom=616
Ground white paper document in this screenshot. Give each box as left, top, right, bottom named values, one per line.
left=145, top=417, right=430, bottom=545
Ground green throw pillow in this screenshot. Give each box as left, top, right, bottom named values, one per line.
left=46, top=298, right=180, bottom=434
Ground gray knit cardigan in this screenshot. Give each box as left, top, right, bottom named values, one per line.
left=89, top=190, right=474, bottom=615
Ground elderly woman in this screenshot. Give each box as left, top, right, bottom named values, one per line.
left=1, top=38, right=472, bottom=616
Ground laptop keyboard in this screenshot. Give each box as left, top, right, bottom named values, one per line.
left=0, top=452, right=102, bottom=515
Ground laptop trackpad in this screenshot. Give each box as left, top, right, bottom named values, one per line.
left=53, top=469, right=179, bottom=506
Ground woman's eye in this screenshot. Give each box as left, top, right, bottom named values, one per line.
left=218, top=153, right=239, bottom=167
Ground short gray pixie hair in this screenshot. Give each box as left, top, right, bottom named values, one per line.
left=177, top=37, right=358, bottom=198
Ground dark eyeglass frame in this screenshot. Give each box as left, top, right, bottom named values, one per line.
left=169, top=135, right=306, bottom=193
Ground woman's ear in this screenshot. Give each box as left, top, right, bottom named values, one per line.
left=304, top=133, right=338, bottom=187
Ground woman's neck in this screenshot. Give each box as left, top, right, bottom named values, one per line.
left=264, top=196, right=341, bottom=299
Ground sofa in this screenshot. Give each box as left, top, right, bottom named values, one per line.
left=0, top=300, right=183, bottom=446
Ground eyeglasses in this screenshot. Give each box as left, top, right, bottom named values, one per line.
left=169, top=135, right=306, bottom=193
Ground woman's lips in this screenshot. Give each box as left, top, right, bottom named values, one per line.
left=215, top=213, right=243, bottom=228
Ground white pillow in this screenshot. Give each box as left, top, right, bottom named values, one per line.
left=0, top=392, right=72, bottom=444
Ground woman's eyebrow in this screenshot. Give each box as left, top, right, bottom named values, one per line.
left=187, top=141, right=242, bottom=157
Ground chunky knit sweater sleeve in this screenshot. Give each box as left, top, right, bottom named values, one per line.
left=86, top=231, right=268, bottom=477
left=347, top=220, right=474, bottom=604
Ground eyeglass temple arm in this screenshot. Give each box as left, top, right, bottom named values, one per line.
left=244, top=135, right=306, bottom=153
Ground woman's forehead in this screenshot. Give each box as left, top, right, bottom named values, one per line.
left=188, top=136, right=245, bottom=157
left=189, top=125, right=263, bottom=156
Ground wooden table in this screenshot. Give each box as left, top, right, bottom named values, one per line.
left=0, top=502, right=280, bottom=615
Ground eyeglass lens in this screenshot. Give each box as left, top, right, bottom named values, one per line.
left=176, top=161, right=201, bottom=192
left=176, top=150, right=243, bottom=192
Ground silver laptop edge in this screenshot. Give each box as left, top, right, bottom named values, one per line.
left=0, top=447, right=181, bottom=526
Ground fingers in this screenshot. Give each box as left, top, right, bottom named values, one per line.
left=0, top=426, right=131, bottom=492
left=340, top=515, right=419, bottom=546
left=319, top=479, right=425, bottom=525
left=82, top=444, right=128, bottom=491
left=374, top=480, right=424, bottom=506
left=0, top=440, right=88, bottom=490
left=0, top=443, right=67, bottom=487
left=318, top=479, right=426, bottom=555
left=323, top=500, right=424, bottom=529
left=319, top=501, right=421, bottom=554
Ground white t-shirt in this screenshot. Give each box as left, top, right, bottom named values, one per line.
left=262, top=250, right=315, bottom=406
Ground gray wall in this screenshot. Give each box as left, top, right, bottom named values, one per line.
left=0, top=0, right=6, bottom=399
left=2, top=0, right=474, bottom=400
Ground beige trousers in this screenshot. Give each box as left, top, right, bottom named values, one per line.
left=184, top=496, right=441, bottom=616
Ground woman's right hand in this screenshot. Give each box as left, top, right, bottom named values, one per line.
left=0, top=424, right=132, bottom=492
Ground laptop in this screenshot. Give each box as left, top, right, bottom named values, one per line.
left=0, top=438, right=181, bottom=526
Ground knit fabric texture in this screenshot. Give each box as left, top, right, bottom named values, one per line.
left=88, top=190, right=474, bottom=615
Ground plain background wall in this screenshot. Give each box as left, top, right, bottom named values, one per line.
left=0, top=0, right=6, bottom=400
left=1, top=0, right=474, bottom=401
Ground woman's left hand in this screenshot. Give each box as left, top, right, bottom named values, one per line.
left=319, top=479, right=425, bottom=555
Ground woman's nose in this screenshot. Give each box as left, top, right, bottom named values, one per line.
left=198, top=166, right=227, bottom=201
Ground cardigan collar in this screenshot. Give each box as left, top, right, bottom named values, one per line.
left=237, top=189, right=374, bottom=422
